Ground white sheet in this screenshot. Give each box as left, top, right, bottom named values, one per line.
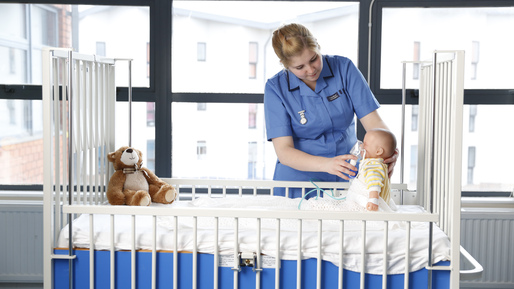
left=58, top=195, right=451, bottom=275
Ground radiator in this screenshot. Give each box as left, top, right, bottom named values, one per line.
left=460, top=208, right=514, bottom=289
left=0, top=203, right=43, bottom=283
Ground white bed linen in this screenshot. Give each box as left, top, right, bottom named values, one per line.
left=58, top=195, right=450, bottom=275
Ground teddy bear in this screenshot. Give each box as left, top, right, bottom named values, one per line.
left=106, top=146, right=177, bottom=206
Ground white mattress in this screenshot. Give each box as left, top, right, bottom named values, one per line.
left=58, top=195, right=450, bottom=274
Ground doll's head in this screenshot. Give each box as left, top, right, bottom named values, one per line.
left=362, top=128, right=397, bottom=159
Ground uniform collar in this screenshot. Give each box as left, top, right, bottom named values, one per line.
left=286, top=55, right=334, bottom=94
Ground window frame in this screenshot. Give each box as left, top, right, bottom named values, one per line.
left=367, top=0, right=514, bottom=197
left=0, top=0, right=513, bottom=197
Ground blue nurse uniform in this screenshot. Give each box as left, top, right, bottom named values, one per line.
left=264, top=55, right=380, bottom=197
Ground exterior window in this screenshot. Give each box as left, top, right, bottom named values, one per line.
left=410, top=145, right=417, bottom=183
left=469, top=105, right=477, bottom=132
left=248, top=103, right=257, bottom=129
left=381, top=7, right=514, bottom=89
left=413, top=41, right=420, bottom=80
left=147, top=42, right=150, bottom=78
left=172, top=2, right=358, bottom=94
left=471, top=41, right=479, bottom=80
left=96, top=41, right=106, bottom=56
left=467, top=146, right=476, bottom=185
left=9, top=48, right=16, bottom=74
left=36, top=5, right=58, bottom=46
left=411, top=105, right=418, bottom=131
left=197, top=103, right=206, bottom=111
left=197, top=42, right=206, bottom=61
left=249, top=42, right=258, bottom=79
left=147, top=139, right=155, bottom=171
left=248, top=141, right=257, bottom=179
left=147, top=102, right=155, bottom=126
left=197, top=140, right=207, bottom=160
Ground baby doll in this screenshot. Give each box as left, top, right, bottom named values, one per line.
left=348, top=128, right=397, bottom=211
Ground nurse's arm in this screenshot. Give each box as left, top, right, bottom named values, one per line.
left=271, top=136, right=357, bottom=180
left=359, top=110, right=398, bottom=177
left=359, top=110, right=389, bottom=131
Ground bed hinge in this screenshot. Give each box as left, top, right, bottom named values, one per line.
left=232, top=252, right=262, bottom=273
left=51, top=254, right=76, bottom=260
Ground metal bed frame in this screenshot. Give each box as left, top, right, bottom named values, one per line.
left=42, top=48, right=482, bottom=289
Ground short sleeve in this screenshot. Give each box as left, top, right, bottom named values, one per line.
left=343, top=59, right=380, bottom=119
left=264, top=77, right=293, bottom=141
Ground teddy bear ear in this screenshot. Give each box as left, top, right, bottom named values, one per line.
left=107, top=152, right=116, bottom=163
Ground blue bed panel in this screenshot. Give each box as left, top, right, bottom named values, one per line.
left=53, top=249, right=450, bottom=289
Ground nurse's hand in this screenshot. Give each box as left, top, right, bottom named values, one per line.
left=384, top=148, right=399, bottom=178
left=325, top=154, right=358, bottom=180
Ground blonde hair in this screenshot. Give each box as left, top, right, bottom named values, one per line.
left=271, top=23, right=321, bottom=68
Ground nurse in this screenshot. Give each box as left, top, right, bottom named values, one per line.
left=264, top=23, right=398, bottom=198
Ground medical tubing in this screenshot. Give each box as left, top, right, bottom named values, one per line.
left=297, top=180, right=346, bottom=210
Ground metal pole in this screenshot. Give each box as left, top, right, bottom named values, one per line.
left=427, top=51, right=438, bottom=289
left=128, top=60, right=132, bottom=147
left=67, top=49, right=74, bottom=289
left=400, top=62, right=407, bottom=204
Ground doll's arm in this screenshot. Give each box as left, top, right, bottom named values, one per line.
left=363, top=163, right=386, bottom=211
left=367, top=189, right=380, bottom=211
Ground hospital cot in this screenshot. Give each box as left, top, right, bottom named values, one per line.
left=42, top=48, right=482, bottom=289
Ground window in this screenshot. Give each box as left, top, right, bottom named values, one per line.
left=147, top=102, right=155, bottom=127
left=96, top=41, right=106, bottom=56
left=9, top=48, right=16, bottom=74
left=2, top=0, right=512, bottom=199
left=461, top=105, right=514, bottom=193
left=0, top=99, right=43, bottom=185
left=378, top=5, right=514, bottom=195
left=147, top=140, right=155, bottom=171
left=377, top=104, right=419, bottom=189
left=380, top=7, right=514, bottom=90
left=0, top=3, right=150, bottom=187
left=114, top=102, right=155, bottom=167
left=170, top=1, right=359, bottom=180
left=197, top=141, right=207, bottom=160
left=197, top=103, right=206, bottom=111
left=412, top=41, right=420, bottom=80
left=410, top=145, right=417, bottom=183
left=197, top=42, right=206, bottom=62
left=471, top=41, right=480, bottom=80
left=147, top=42, right=150, bottom=78
left=248, top=142, right=257, bottom=179
left=34, top=5, right=58, bottom=47
left=411, top=105, right=418, bottom=131
left=172, top=1, right=359, bottom=94
left=248, top=103, right=257, bottom=129
left=469, top=105, right=477, bottom=132
left=467, top=147, right=476, bottom=185
left=249, top=42, right=258, bottom=79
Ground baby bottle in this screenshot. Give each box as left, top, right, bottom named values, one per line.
left=347, top=140, right=363, bottom=179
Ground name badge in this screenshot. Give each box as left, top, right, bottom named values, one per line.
left=327, top=92, right=340, bottom=102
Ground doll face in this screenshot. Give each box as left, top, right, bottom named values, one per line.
left=120, top=147, right=140, bottom=166
left=287, top=48, right=322, bottom=88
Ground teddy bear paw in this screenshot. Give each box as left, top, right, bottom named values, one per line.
left=140, top=194, right=151, bottom=206
left=165, top=189, right=177, bottom=203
